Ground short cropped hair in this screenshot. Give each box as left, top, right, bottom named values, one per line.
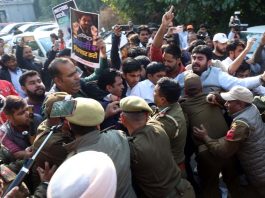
left=127, top=47, right=147, bottom=58
left=138, top=25, right=151, bottom=34
left=19, top=70, right=40, bottom=86
left=4, top=95, right=26, bottom=115
left=192, top=45, right=213, bottom=61
left=163, top=44, right=181, bottom=59
left=226, top=40, right=245, bottom=52
left=146, top=62, right=166, bottom=75
left=1, top=54, right=16, bottom=64
left=48, top=58, right=73, bottom=79
left=97, top=69, right=122, bottom=91
left=122, top=57, right=142, bottom=74
left=134, top=55, right=150, bottom=69
left=156, top=77, right=181, bottom=103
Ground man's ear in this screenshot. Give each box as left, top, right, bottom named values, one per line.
left=207, top=59, right=212, bottom=67
left=147, top=73, right=152, bottom=80
left=122, top=73, right=126, bottom=79
left=106, top=84, right=112, bottom=93
left=21, top=86, right=26, bottom=92
left=54, top=77, right=62, bottom=86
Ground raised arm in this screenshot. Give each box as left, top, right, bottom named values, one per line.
left=228, top=38, right=256, bottom=75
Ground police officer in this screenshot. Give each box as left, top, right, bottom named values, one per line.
left=120, top=96, right=195, bottom=198
left=63, top=97, right=136, bottom=198
left=152, top=77, right=187, bottom=173
left=194, top=86, right=265, bottom=198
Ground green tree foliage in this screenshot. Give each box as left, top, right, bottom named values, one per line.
left=102, top=0, right=265, bottom=32
left=35, top=0, right=103, bottom=20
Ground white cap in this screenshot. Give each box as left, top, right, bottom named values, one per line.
left=221, top=85, right=253, bottom=103
left=213, top=33, right=228, bottom=43
left=47, top=151, right=117, bottom=198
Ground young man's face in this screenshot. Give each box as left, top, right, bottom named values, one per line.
left=7, top=105, right=29, bottom=127
left=123, top=70, right=141, bottom=88
left=80, top=15, right=92, bottom=31
left=5, top=59, right=17, bottom=71
left=214, top=42, right=227, bottom=55
left=139, top=30, right=150, bottom=44
left=107, top=76, right=124, bottom=97
left=162, top=52, right=180, bottom=74
left=22, top=75, right=45, bottom=98
left=230, top=45, right=244, bottom=60
left=191, top=53, right=210, bottom=76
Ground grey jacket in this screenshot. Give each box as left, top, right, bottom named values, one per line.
left=64, top=129, right=136, bottom=198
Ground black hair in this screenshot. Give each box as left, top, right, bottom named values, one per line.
left=156, top=77, right=181, bottom=103
left=19, top=70, right=40, bottom=86
left=192, top=45, right=213, bottom=61
left=97, top=69, right=122, bottom=91
left=4, top=95, right=26, bottom=115
left=50, top=33, right=58, bottom=40
left=127, top=47, right=147, bottom=58
left=146, top=62, right=166, bottom=75
left=226, top=40, right=245, bottom=52
left=134, top=55, right=151, bottom=69
left=188, top=39, right=206, bottom=53
left=122, top=57, right=142, bottom=74
left=163, top=44, right=181, bottom=59
left=138, top=25, right=151, bottom=34
left=1, top=54, right=16, bottom=64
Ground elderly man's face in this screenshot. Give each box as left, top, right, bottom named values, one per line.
left=54, top=62, right=81, bottom=95
left=23, top=46, right=34, bottom=60
left=224, top=100, right=242, bottom=115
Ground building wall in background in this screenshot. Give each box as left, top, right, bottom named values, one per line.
left=0, top=0, right=36, bottom=22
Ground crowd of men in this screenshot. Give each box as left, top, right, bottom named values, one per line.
left=0, top=6, right=265, bottom=198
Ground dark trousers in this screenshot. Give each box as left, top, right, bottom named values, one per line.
left=196, top=150, right=242, bottom=198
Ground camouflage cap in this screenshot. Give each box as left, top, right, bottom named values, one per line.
left=120, top=96, right=153, bottom=114
left=44, top=92, right=70, bottom=117
left=66, top=97, right=105, bottom=126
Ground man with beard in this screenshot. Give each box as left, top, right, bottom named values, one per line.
left=19, top=70, right=46, bottom=117
left=212, top=33, right=228, bottom=61
left=150, top=6, right=185, bottom=79
left=16, top=38, right=42, bottom=73
left=0, top=95, right=42, bottom=159
left=76, top=14, right=97, bottom=43
left=176, top=45, right=265, bottom=94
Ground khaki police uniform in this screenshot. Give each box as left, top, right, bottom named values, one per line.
left=152, top=102, right=187, bottom=172
left=64, top=97, right=137, bottom=198
left=120, top=96, right=195, bottom=198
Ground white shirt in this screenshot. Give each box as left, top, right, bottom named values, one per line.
left=125, top=82, right=133, bottom=97
left=222, top=57, right=233, bottom=72
left=130, top=79, right=155, bottom=104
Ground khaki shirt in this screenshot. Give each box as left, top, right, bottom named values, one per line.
left=152, top=102, right=187, bottom=164
left=205, top=120, right=250, bottom=158
left=129, top=120, right=183, bottom=198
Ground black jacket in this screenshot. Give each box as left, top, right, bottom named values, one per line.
left=0, top=67, right=27, bottom=82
